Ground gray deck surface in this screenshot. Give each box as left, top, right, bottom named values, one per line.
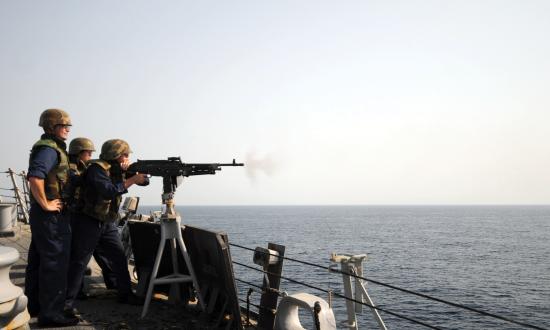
left=1, top=223, right=202, bottom=329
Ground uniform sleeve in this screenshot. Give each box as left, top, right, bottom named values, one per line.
left=27, top=147, right=59, bottom=179
left=86, top=165, right=127, bottom=199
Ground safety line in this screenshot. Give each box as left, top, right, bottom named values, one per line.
left=235, top=278, right=268, bottom=292
left=233, top=260, right=444, bottom=330
left=230, top=243, right=548, bottom=330
left=0, top=194, right=16, bottom=199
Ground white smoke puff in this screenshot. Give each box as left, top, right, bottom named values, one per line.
left=245, top=151, right=280, bottom=182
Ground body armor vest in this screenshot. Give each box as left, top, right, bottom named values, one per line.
left=29, top=137, right=69, bottom=202
left=82, top=160, right=123, bottom=222
left=65, top=160, right=87, bottom=212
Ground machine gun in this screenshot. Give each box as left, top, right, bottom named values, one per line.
left=127, top=157, right=244, bottom=218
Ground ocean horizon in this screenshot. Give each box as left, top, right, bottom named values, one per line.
left=136, top=204, right=550, bottom=329
left=139, top=203, right=550, bottom=207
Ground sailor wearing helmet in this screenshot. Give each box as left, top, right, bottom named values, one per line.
left=65, top=137, right=117, bottom=300
left=25, top=109, right=79, bottom=327
left=65, top=139, right=148, bottom=312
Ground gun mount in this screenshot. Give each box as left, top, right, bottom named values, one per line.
left=127, top=157, right=243, bottom=218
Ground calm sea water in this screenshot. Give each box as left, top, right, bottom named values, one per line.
left=140, top=205, right=550, bottom=329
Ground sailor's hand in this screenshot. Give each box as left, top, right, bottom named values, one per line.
left=120, top=159, right=130, bottom=171
left=43, top=199, right=63, bottom=212
left=124, top=173, right=149, bottom=189
left=133, top=173, right=148, bottom=185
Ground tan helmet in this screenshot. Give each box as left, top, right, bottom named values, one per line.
left=69, top=137, right=96, bottom=155
left=39, top=108, right=72, bottom=132
left=100, top=139, right=132, bottom=160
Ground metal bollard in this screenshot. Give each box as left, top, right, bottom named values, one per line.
left=0, top=246, right=30, bottom=329
left=0, top=203, right=16, bottom=238
left=274, top=293, right=336, bottom=330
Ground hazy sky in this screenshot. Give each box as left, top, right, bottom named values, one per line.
left=1, top=1, right=549, bottom=205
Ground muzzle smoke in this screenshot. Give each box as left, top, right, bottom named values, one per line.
left=245, top=151, right=280, bottom=182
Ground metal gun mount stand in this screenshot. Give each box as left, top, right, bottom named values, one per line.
left=140, top=179, right=206, bottom=318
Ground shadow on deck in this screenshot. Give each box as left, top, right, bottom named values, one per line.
left=1, top=223, right=246, bottom=330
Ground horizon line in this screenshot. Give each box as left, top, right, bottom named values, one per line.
left=137, top=203, right=550, bottom=207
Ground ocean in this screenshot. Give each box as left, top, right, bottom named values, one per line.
left=140, top=205, right=550, bottom=329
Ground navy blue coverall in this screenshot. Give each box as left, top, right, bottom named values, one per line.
left=65, top=164, right=133, bottom=309
left=25, top=147, right=71, bottom=320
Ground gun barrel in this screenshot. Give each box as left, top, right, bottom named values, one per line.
left=218, top=159, right=244, bottom=166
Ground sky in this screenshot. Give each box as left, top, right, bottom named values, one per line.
left=1, top=0, right=549, bottom=205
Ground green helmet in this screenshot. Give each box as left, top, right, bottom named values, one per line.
left=100, top=139, right=132, bottom=160
left=69, top=137, right=96, bottom=155
left=39, top=108, right=72, bottom=131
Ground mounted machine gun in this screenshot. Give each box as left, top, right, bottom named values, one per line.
left=127, top=157, right=243, bottom=217
left=126, top=156, right=244, bottom=318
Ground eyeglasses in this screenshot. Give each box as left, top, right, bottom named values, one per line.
left=55, top=124, right=72, bottom=129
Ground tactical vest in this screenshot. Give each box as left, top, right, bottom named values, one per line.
left=82, top=160, right=123, bottom=222
left=65, top=160, right=87, bottom=212
left=29, top=137, right=69, bottom=201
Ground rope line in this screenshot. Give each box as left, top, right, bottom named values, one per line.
left=230, top=243, right=548, bottom=330
left=235, top=277, right=285, bottom=296
left=235, top=278, right=268, bottom=292
left=0, top=194, right=17, bottom=199
left=233, top=261, right=443, bottom=330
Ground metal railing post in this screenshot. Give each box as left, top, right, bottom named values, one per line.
left=341, top=261, right=358, bottom=330
left=7, top=169, right=28, bottom=224
left=258, top=243, right=285, bottom=330
left=19, top=171, right=30, bottom=213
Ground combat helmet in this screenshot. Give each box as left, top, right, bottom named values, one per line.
left=69, top=137, right=96, bottom=155
left=39, top=108, right=72, bottom=132
left=100, top=139, right=132, bottom=160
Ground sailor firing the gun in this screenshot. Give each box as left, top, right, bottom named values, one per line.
left=65, top=139, right=148, bottom=319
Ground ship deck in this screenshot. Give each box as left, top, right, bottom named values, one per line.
left=1, top=223, right=217, bottom=330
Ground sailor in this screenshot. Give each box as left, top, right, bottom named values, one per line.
left=65, top=137, right=117, bottom=299
left=65, top=139, right=147, bottom=314
left=24, top=108, right=79, bottom=327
